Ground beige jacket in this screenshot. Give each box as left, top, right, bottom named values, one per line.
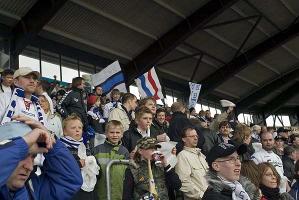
left=108, top=106, right=133, bottom=131
left=175, top=147, right=209, bottom=200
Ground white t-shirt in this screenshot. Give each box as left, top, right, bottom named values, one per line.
left=0, top=84, right=12, bottom=94
left=251, top=148, right=284, bottom=176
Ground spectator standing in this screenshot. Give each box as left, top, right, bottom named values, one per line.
left=57, top=77, right=88, bottom=130
left=152, top=108, right=169, bottom=134
left=87, top=96, right=105, bottom=135
left=282, top=146, right=297, bottom=185
left=122, top=107, right=159, bottom=154
left=218, top=121, right=232, bottom=144
left=39, top=95, right=63, bottom=138
left=0, top=67, right=46, bottom=125
left=60, top=114, right=99, bottom=200
left=123, top=137, right=181, bottom=200
left=202, top=142, right=258, bottom=200
left=0, top=69, right=14, bottom=95
left=251, top=125, right=262, bottom=143
left=93, top=120, right=129, bottom=200
left=0, top=120, right=82, bottom=199
left=108, top=93, right=137, bottom=131
left=251, top=132, right=287, bottom=192
left=258, top=163, right=293, bottom=200
left=175, top=127, right=208, bottom=199
left=103, top=89, right=121, bottom=120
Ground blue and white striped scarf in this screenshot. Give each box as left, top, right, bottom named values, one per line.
left=2, top=87, right=44, bottom=125
left=60, top=136, right=84, bottom=149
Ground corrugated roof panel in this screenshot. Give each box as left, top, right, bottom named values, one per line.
left=237, top=62, right=277, bottom=86
left=186, top=31, right=236, bottom=63
left=216, top=76, right=256, bottom=98
left=155, top=0, right=209, bottom=17
left=259, top=47, right=299, bottom=73
left=249, top=0, right=295, bottom=29
left=0, top=0, right=37, bottom=18
left=48, top=2, right=154, bottom=59
left=75, top=0, right=182, bottom=38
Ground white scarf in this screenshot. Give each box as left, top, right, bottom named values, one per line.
left=219, top=176, right=251, bottom=200
left=1, top=87, right=44, bottom=125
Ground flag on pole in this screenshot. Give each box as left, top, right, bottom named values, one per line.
left=188, top=82, right=201, bottom=108
left=91, top=61, right=127, bottom=94
left=135, top=67, right=164, bottom=100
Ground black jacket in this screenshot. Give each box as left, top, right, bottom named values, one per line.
left=282, top=155, right=295, bottom=184
left=57, top=87, right=88, bottom=129
left=168, top=112, right=205, bottom=153
left=122, top=127, right=160, bottom=153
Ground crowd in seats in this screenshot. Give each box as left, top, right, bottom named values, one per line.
left=1, top=67, right=299, bottom=200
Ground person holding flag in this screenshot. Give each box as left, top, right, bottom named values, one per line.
left=122, top=137, right=181, bottom=200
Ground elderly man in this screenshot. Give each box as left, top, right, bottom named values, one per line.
left=203, top=142, right=258, bottom=200
left=175, top=127, right=208, bottom=199
left=0, top=120, right=82, bottom=199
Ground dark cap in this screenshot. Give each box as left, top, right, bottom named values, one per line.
left=136, top=137, right=161, bottom=150
left=206, top=142, right=247, bottom=167
left=274, top=135, right=287, bottom=141
left=277, top=127, right=291, bottom=133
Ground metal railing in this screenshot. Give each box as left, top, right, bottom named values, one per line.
left=106, top=159, right=131, bottom=200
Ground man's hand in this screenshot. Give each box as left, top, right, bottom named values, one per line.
left=22, top=128, right=54, bottom=154
left=12, top=115, right=47, bottom=131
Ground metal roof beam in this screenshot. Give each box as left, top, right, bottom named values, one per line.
left=261, top=82, right=299, bottom=114
left=11, top=0, right=68, bottom=56
left=199, top=21, right=299, bottom=97
left=237, top=66, right=299, bottom=110
left=123, top=0, right=239, bottom=85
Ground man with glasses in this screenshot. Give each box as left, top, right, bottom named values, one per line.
left=175, top=126, right=208, bottom=199
left=203, top=142, right=258, bottom=200
left=0, top=67, right=46, bottom=125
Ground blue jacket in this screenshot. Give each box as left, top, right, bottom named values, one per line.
left=0, top=137, right=83, bottom=199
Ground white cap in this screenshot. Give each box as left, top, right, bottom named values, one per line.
left=220, top=99, right=236, bottom=107
left=13, top=67, right=40, bottom=79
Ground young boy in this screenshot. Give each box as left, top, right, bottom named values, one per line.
left=122, top=106, right=160, bottom=154
left=92, top=120, right=129, bottom=200
left=60, top=114, right=99, bottom=200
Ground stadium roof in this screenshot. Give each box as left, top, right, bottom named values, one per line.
left=0, top=0, right=298, bottom=115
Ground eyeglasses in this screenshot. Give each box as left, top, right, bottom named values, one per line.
left=220, top=126, right=230, bottom=129
left=215, top=156, right=240, bottom=164
left=185, top=135, right=198, bottom=138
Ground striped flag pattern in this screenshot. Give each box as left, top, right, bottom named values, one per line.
left=91, top=61, right=127, bottom=94
left=135, top=67, right=164, bottom=100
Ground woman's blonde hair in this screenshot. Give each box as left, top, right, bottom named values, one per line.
left=233, top=123, right=251, bottom=143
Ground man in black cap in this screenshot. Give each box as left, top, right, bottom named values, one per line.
left=277, top=127, right=290, bottom=141
left=203, top=142, right=259, bottom=200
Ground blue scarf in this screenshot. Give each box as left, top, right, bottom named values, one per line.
left=2, top=87, right=44, bottom=125
left=60, top=136, right=84, bottom=149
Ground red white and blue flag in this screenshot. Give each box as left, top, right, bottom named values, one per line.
left=135, top=67, right=164, bottom=100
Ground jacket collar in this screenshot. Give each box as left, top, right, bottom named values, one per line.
left=183, top=146, right=202, bottom=155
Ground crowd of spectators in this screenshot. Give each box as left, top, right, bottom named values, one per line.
left=0, top=67, right=299, bottom=200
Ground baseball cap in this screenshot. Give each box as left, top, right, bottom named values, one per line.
left=136, top=137, right=161, bottom=150
left=274, top=135, right=287, bottom=141
left=13, top=67, right=40, bottom=79
left=277, top=127, right=291, bottom=134
left=0, top=122, right=32, bottom=141
left=206, top=142, right=247, bottom=167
